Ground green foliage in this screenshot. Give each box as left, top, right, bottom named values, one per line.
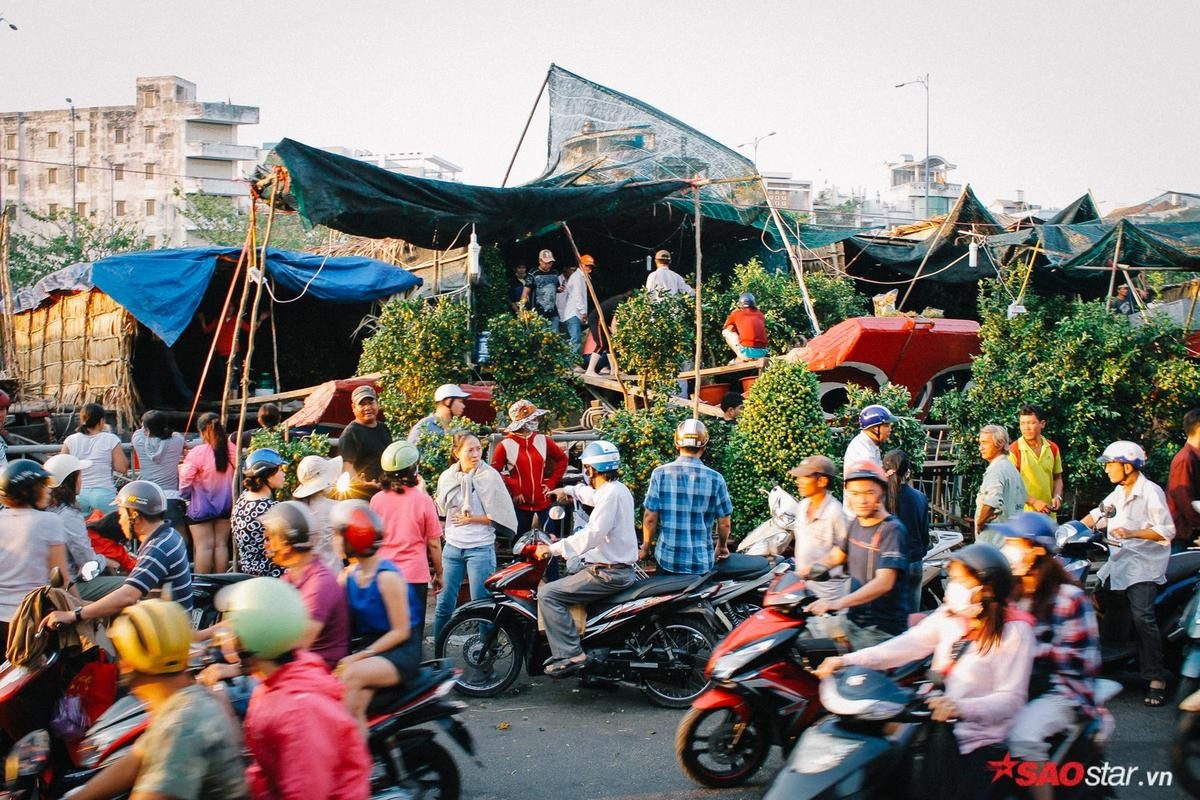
left=472, top=246, right=511, bottom=332
left=610, top=290, right=695, bottom=401
left=484, top=310, right=582, bottom=428
left=8, top=208, right=151, bottom=289
left=721, top=362, right=833, bottom=538
left=829, top=382, right=926, bottom=474
left=412, top=420, right=483, bottom=493
left=805, top=270, right=870, bottom=332
left=358, top=296, right=473, bottom=432
left=179, top=192, right=329, bottom=251
left=247, top=428, right=333, bottom=498
left=931, top=281, right=1200, bottom=509
left=594, top=404, right=692, bottom=505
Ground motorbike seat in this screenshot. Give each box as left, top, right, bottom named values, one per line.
left=365, top=665, right=449, bottom=717
left=712, top=553, right=771, bottom=580
left=606, top=575, right=700, bottom=605
left=192, top=572, right=253, bottom=587
left=890, top=658, right=931, bottom=682
left=1165, top=550, right=1200, bottom=584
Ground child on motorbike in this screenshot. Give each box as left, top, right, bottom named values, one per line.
left=999, top=512, right=1101, bottom=800
left=816, top=544, right=1035, bottom=799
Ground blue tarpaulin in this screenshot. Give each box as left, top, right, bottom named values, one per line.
left=24, top=247, right=421, bottom=346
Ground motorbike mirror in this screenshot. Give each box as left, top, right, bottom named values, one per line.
left=79, top=560, right=102, bottom=582
left=548, top=505, right=566, bottom=521
left=1102, top=503, right=1117, bottom=519
left=49, top=567, right=64, bottom=589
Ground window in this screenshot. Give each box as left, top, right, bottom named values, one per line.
left=47, top=131, right=59, bottom=148
left=147, top=235, right=157, bottom=248
left=143, top=91, right=158, bottom=108
left=75, top=130, right=85, bottom=148
left=114, top=128, right=125, bottom=145
left=144, top=163, right=155, bottom=179
left=113, top=164, right=124, bottom=181
left=144, top=126, right=155, bottom=144
left=48, top=203, right=59, bottom=216
left=145, top=199, right=156, bottom=215
left=114, top=200, right=126, bottom=217
left=47, top=167, right=58, bottom=185
left=5, top=169, right=14, bottom=186
left=76, top=166, right=86, bottom=183
left=3, top=133, right=14, bottom=150
left=75, top=202, right=86, bottom=216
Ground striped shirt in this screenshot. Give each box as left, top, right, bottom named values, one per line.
left=125, top=524, right=193, bottom=610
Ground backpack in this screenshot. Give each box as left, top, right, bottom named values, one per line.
left=1010, top=439, right=1058, bottom=471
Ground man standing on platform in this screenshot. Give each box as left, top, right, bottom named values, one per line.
left=645, top=250, right=694, bottom=299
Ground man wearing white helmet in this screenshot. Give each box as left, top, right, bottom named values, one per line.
left=536, top=440, right=638, bottom=677
left=407, top=383, right=471, bottom=444
left=1082, top=440, right=1174, bottom=707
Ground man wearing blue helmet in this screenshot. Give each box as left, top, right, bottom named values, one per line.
left=721, top=293, right=769, bottom=364
left=537, top=440, right=638, bottom=677
left=1082, top=440, right=1174, bottom=706
left=843, top=404, right=893, bottom=477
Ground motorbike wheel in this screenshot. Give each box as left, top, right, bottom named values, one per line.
left=434, top=612, right=523, bottom=697
left=639, top=618, right=717, bottom=709
left=675, top=706, right=769, bottom=788
left=378, top=739, right=461, bottom=800
left=1170, top=709, right=1200, bottom=799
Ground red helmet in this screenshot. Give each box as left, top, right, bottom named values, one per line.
left=0, top=389, right=11, bottom=409
left=330, top=499, right=383, bottom=558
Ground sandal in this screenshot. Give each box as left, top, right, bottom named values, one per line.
left=545, top=656, right=588, bottom=679
left=1145, top=683, right=1167, bottom=707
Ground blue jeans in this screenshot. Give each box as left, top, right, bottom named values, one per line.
left=565, top=316, right=584, bottom=358
left=78, top=487, right=117, bottom=517
left=433, top=544, right=497, bottom=642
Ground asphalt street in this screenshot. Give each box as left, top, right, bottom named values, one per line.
left=447, top=673, right=1191, bottom=800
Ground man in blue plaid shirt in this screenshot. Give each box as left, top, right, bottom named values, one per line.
left=640, top=420, right=733, bottom=574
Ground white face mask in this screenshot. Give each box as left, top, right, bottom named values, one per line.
left=943, top=581, right=982, bottom=618
left=1001, top=543, right=1031, bottom=577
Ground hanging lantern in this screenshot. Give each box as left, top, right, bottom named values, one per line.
left=467, top=225, right=482, bottom=283
left=968, top=241, right=979, bottom=269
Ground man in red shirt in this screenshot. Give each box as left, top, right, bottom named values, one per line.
left=491, top=399, right=567, bottom=538
left=1168, top=408, right=1200, bottom=549
left=722, top=293, right=769, bottom=363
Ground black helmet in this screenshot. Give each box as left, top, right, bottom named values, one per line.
left=261, top=500, right=315, bottom=551
left=0, top=459, right=50, bottom=507
left=950, top=543, right=1014, bottom=603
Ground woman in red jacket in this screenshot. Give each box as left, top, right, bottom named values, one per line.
left=490, top=399, right=567, bottom=538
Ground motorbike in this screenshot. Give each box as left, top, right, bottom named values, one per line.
left=3, top=657, right=475, bottom=800
left=434, top=522, right=724, bottom=708
left=738, top=486, right=798, bottom=559
left=188, top=571, right=253, bottom=630
left=917, top=529, right=964, bottom=610
left=762, top=666, right=1122, bottom=800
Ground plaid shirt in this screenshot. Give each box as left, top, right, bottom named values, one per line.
left=644, top=456, right=733, bottom=574
left=1024, top=583, right=1100, bottom=717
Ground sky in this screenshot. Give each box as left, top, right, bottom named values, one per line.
left=3, top=0, right=1199, bottom=212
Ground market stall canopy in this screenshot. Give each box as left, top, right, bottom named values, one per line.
left=1060, top=219, right=1200, bottom=273
left=272, top=137, right=691, bottom=249
left=15, top=246, right=421, bottom=346
left=1047, top=192, right=1102, bottom=225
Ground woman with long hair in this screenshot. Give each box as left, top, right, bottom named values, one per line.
left=231, top=448, right=288, bottom=577
left=816, top=544, right=1035, bottom=799
left=60, top=403, right=128, bottom=515
left=131, top=410, right=189, bottom=548
left=1000, top=513, right=1101, bottom=799
left=432, top=433, right=516, bottom=642
left=179, top=412, right=236, bottom=573
left=883, top=449, right=931, bottom=611
left=371, top=441, right=443, bottom=646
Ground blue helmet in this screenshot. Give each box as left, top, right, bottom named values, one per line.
left=859, top=404, right=894, bottom=430
left=244, top=448, right=288, bottom=478
left=580, top=440, right=621, bottom=473
left=737, top=292, right=757, bottom=309
left=993, top=511, right=1058, bottom=552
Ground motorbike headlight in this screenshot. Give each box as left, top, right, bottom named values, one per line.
left=711, top=638, right=776, bottom=680
left=5, top=729, right=49, bottom=781
left=790, top=728, right=862, bottom=774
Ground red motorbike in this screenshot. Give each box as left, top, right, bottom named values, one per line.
left=675, top=569, right=841, bottom=787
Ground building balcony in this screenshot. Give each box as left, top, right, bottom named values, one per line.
left=186, top=142, right=259, bottom=161
left=195, top=176, right=244, bottom=196
left=185, top=102, right=259, bottom=126
left=902, top=182, right=961, bottom=197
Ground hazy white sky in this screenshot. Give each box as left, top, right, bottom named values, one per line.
left=4, top=0, right=1198, bottom=211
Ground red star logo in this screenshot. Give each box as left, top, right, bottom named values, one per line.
left=986, top=752, right=1019, bottom=783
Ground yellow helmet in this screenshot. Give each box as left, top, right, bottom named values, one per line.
left=109, top=598, right=192, bottom=675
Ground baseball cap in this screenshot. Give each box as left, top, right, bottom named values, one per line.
left=434, top=384, right=471, bottom=403
left=580, top=254, right=595, bottom=266
left=654, top=249, right=672, bottom=264
left=788, top=455, right=837, bottom=479
left=351, top=384, right=377, bottom=405
left=539, top=248, right=555, bottom=262
left=843, top=460, right=889, bottom=487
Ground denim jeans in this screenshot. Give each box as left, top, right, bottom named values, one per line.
left=78, top=487, right=117, bottom=517
left=433, top=543, right=497, bottom=642
left=565, top=316, right=584, bottom=359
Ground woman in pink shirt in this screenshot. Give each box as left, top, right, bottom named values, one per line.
left=179, top=412, right=237, bottom=573
left=370, top=440, right=443, bottom=645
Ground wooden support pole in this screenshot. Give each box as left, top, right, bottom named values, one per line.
left=501, top=71, right=549, bottom=188
left=760, top=176, right=822, bottom=336
left=0, top=212, right=19, bottom=389
left=1184, top=279, right=1199, bottom=333
left=221, top=204, right=257, bottom=421
left=692, top=186, right=703, bottom=419
left=187, top=236, right=249, bottom=435
left=1104, top=224, right=1125, bottom=312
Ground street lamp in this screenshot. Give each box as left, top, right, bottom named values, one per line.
left=894, top=74, right=930, bottom=219
left=737, top=131, right=776, bottom=170
left=0, top=13, right=17, bottom=30
left=66, top=97, right=77, bottom=242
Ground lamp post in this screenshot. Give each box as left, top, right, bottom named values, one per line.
left=894, top=74, right=930, bottom=218
left=66, top=97, right=76, bottom=242
left=737, top=131, right=776, bottom=170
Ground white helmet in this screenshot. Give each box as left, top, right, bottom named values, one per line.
left=1098, top=440, right=1145, bottom=469
left=675, top=419, right=709, bottom=449
left=434, top=384, right=470, bottom=404
left=580, top=441, right=621, bottom=472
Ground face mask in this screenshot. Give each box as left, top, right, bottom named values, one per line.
left=943, top=581, right=982, bottom=618
left=1001, top=543, right=1031, bottom=577
left=521, top=418, right=540, bottom=433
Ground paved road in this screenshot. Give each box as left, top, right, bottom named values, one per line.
left=446, top=674, right=1190, bottom=800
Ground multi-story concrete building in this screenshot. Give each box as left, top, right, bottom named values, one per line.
left=879, top=153, right=960, bottom=218
left=265, top=144, right=463, bottom=182
left=762, top=171, right=813, bottom=217
left=0, top=75, right=259, bottom=248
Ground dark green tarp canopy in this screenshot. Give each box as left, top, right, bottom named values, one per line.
left=792, top=223, right=880, bottom=250
left=1060, top=219, right=1200, bottom=273
left=273, top=138, right=690, bottom=250
left=1047, top=192, right=1102, bottom=225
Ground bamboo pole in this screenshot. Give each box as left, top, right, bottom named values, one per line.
left=1184, top=279, right=1199, bottom=333
left=692, top=186, right=703, bottom=419
left=221, top=205, right=258, bottom=421
left=760, top=176, right=821, bottom=336
left=186, top=236, right=250, bottom=435
left=897, top=190, right=964, bottom=311
left=560, top=222, right=633, bottom=410
left=0, top=213, right=19, bottom=389
left=501, top=71, right=549, bottom=188
left=1104, top=223, right=1125, bottom=312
